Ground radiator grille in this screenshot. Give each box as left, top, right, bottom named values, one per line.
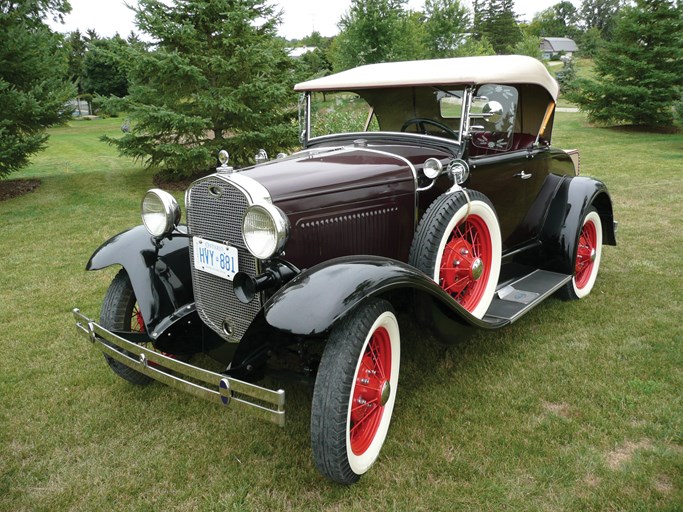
left=186, top=176, right=261, bottom=342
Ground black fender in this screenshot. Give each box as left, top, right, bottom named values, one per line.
left=86, top=224, right=194, bottom=334
left=539, top=176, right=616, bottom=274
left=262, top=255, right=509, bottom=337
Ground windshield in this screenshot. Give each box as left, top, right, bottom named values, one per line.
left=302, top=87, right=466, bottom=141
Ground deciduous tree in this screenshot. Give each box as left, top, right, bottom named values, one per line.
left=330, top=0, right=415, bottom=70
left=423, top=0, right=471, bottom=58
left=526, top=1, right=580, bottom=39
left=580, top=0, right=622, bottom=38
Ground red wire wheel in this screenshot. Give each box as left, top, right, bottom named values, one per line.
left=409, top=191, right=502, bottom=319
left=574, top=218, right=597, bottom=290
left=311, top=299, right=400, bottom=485
left=349, top=325, right=392, bottom=455
left=560, top=208, right=603, bottom=300
left=438, top=214, right=493, bottom=311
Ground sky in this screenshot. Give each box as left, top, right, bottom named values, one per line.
left=49, top=0, right=579, bottom=40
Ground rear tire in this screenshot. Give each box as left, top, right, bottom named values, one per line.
left=100, top=270, right=153, bottom=386
left=311, top=299, right=400, bottom=484
left=559, top=208, right=603, bottom=300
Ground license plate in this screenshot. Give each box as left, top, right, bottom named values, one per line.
left=192, top=237, right=239, bottom=281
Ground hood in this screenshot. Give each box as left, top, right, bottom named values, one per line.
left=238, top=146, right=416, bottom=204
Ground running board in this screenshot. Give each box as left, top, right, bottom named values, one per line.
left=483, top=270, right=572, bottom=323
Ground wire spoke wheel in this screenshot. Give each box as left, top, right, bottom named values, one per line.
left=559, top=208, right=603, bottom=300
left=439, top=214, right=493, bottom=310
left=349, top=324, right=392, bottom=455
left=311, top=299, right=400, bottom=485
left=99, top=270, right=153, bottom=385
left=574, top=219, right=597, bottom=290
left=409, top=191, right=502, bottom=319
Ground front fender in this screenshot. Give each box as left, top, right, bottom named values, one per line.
left=87, top=225, right=193, bottom=333
left=539, top=176, right=616, bottom=274
left=262, top=256, right=508, bottom=336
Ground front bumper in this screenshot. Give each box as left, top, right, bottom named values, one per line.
left=72, top=308, right=285, bottom=426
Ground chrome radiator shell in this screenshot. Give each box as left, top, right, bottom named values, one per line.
left=185, top=174, right=263, bottom=342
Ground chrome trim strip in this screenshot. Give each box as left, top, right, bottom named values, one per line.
left=308, top=131, right=462, bottom=148
left=73, top=308, right=285, bottom=426
left=305, top=92, right=311, bottom=144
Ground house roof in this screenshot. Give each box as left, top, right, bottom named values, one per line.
left=541, top=37, right=579, bottom=52
left=294, top=55, right=559, bottom=100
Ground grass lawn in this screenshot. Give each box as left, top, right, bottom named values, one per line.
left=1, top=115, right=681, bottom=511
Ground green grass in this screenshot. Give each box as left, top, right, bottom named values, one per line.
left=1, top=115, right=682, bottom=511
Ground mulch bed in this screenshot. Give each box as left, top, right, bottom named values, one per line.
left=0, top=178, right=41, bottom=202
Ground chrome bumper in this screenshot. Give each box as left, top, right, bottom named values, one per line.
left=72, top=308, right=285, bottom=427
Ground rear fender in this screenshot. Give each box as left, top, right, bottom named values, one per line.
left=86, top=225, right=193, bottom=333
left=539, top=176, right=616, bottom=274
left=262, top=256, right=508, bottom=337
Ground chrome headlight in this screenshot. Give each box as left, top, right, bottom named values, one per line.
left=242, top=203, right=289, bottom=259
left=141, top=189, right=180, bottom=237
left=423, top=158, right=443, bottom=179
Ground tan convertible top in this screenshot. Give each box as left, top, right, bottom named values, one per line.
left=295, top=55, right=559, bottom=100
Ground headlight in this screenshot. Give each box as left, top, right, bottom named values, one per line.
left=141, top=189, right=180, bottom=237
left=242, top=203, right=289, bottom=259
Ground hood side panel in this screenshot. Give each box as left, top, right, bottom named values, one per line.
left=241, top=147, right=418, bottom=269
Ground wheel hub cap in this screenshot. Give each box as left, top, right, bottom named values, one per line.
left=380, top=381, right=391, bottom=406
left=470, top=257, right=484, bottom=280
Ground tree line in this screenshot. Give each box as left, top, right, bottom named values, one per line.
left=1, top=0, right=681, bottom=180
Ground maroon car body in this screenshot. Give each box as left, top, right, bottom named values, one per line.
left=74, top=55, right=616, bottom=485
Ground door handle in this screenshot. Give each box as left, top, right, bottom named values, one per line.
left=514, top=171, right=532, bottom=180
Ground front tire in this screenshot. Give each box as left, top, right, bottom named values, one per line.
left=311, top=299, right=400, bottom=484
left=99, top=270, right=153, bottom=385
left=559, top=208, right=603, bottom=300
left=410, top=191, right=502, bottom=319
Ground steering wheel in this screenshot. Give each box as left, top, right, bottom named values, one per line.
left=400, top=118, right=458, bottom=139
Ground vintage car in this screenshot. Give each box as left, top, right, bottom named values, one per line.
left=73, top=55, right=616, bottom=485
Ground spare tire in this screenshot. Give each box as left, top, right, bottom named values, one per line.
left=409, top=190, right=502, bottom=319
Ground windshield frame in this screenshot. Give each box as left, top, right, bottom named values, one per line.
left=300, top=86, right=470, bottom=149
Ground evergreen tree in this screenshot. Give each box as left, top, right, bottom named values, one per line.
left=65, top=29, right=86, bottom=94
left=570, top=0, right=683, bottom=130
left=474, top=0, right=522, bottom=54
left=578, top=26, right=603, bottom=57
left=103, top=0, right=297, bottom=176
left=0, top=1, right=75, bottom=178
left=331, top=0, right=414, bottom=71
left=82, top=35, right=130, bottom=98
